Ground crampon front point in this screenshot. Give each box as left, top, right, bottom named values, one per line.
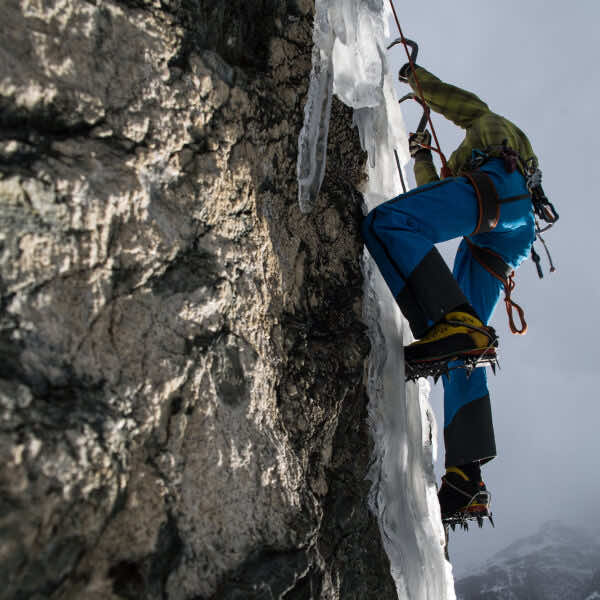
left=443, top=490, right=495, bottom=531
left=405, top=347, right=499, bottom=383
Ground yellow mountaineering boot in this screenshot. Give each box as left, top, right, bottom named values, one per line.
left=438, top=463, right=493, bottom=528
left=404, top=310, right=498, bottom=365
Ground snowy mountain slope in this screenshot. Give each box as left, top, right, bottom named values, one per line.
left=455, top=522, right=600, bottom=600
left=582, top=568, right=600, bottom=600
left=297, top=1, right=455, bottom=598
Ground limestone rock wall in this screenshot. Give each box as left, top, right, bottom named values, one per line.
left=0, top=1, right=396, bottom=598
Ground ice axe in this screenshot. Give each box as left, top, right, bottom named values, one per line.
left=399, top=92, right=430, bottom=134
left=388, top=35, right=452, bottom=180
left=399, top=92, right=451, bottom=174
left=392, top=93, right=431, bottom=194
left=388, top=38, right=428, bottom=192
left=387, top=38, right=419, bottom=83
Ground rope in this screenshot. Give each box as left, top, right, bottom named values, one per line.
left=386, top=0, right=451, bottom=176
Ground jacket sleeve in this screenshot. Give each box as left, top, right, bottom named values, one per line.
left=408, top=66, right=491, bottom=130
left=413, top=151, right=439, bottom=186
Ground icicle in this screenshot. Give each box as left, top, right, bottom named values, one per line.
left=296, top=0, right=334, bottom=214
left=296, top=0, right=407, bottom=213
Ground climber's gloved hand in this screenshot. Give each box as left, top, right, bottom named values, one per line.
left=399, top=62, right=418, bottom=82
left=409, top=130, right=432, bottom=158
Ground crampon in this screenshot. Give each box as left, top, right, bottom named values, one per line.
left=443, top=490, right=495, bottom=531
left=405, top=346, right=499, bottom=383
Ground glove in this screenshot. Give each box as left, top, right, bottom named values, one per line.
left=409, top=130, right=432, bottom=158
left=399, top=62, right=419, bottom=82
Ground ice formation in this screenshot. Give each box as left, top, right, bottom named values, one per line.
left=297, top=0, right=406, bottom=212
left=296, top=0, right=334, bottom=214
left=297, top=1, right=456, bottom=598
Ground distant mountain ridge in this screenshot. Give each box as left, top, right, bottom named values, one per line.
left=455, top=521, right=600, bottom=599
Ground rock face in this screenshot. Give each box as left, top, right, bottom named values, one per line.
left=0, top=0, right=396, bottom=598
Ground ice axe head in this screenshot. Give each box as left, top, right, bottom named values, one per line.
left=387, top=38, right=419, bottom=82
left=399, top=93, right=430, bottom=133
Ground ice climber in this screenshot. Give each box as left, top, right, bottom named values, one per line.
left=362, top=63, right=549, bottom=526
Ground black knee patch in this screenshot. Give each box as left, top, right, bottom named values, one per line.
left=396, top=248, right=469, bottom=339
left=445, top=394, right=496, bottom=467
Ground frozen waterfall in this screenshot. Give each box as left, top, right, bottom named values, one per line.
left=296, top=1, right=456, bottom=598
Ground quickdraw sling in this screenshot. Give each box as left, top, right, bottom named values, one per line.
left=464, top=238, right=528, bottom=335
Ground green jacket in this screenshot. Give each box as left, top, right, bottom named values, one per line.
left=408, top=67, right=538, bottom=187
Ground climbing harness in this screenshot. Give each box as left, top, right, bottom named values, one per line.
left=461, top=149, right=555, bottom=334
left=458, top=139, right=559, bottom=333
left=464, top=142, right=559, bottom=280
left=464, top=140, right=524, bottom=174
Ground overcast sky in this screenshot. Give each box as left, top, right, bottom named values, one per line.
left=389, top=0, right=600, bottom=576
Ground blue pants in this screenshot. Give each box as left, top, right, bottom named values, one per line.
left=362, top=159, right=535, bottom=465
